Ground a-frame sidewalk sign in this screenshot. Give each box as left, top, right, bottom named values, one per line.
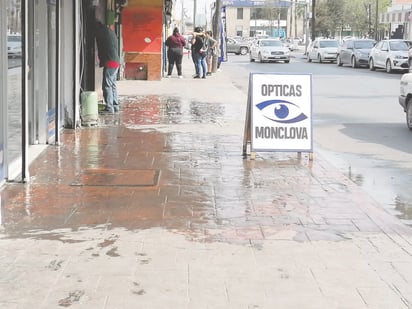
left=243, top=72, right=313, bottom=160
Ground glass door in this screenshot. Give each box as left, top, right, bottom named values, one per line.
left=6, top=0, right=23, bottom=180
left=0, top=1, right=7, bottom=183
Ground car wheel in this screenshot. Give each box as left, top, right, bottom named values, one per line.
left=351, top=56, right=358, bottom=68
left=407, top=98, right=412, bottom=130
left=386, top=60, right=392, bottom=73
left=258, top=53, right=263, bottom=63
left=240, top=47, right=248, bottom=55
left=369, top=58, right=375, bottom=71
left=318, top=54, right=322, bottom=63
left=337, top=55, right=342, bottom=66
left=285, top=60, right=290, bottom=63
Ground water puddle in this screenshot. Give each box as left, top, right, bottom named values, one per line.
left=317, top=146, right=412, bottom=226
left=0, top=95, right=384, bottom=245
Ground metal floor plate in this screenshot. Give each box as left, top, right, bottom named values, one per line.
left=72, top=169, right=160, bottom=187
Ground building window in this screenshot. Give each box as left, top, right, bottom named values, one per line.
left=237, top=8, right=243, bottom=20
left=236, top=26, right=243, bottom=37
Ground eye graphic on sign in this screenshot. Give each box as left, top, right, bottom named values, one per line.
left=256, top=100, right=307, bottom=124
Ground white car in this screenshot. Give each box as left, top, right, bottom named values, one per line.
left=249, top=39, right=290, bottom=63
left=399, top=73, right=412, bottom=129
left=307, top=38, right=339, bottom=63
left=7, top=34, right=22, bottom=57
left=369, top=39, right=409, bottom=73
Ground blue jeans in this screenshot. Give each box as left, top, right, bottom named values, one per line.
left=102, top=66, right=119, bottom=112
left=193, top=52, right=207, bottom=77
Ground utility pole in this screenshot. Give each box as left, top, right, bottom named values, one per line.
left=374, top=0, right=378, bottom=40
left=368, top=3, right=371, bottom=37
left=182, top=0, right=185, bottom=33
left=212, top=0, right=221, bottom=72
left=194, top=0, right=197, bottom=27
left=311, top=0, right=315, bottom=41
left=277, top=0, right=281, bottom=38
left=305, top=0, right=309, bottom=54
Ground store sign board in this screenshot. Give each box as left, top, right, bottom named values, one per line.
left=243, top=73, right=313, bottom=153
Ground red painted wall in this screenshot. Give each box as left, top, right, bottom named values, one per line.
left=122, top=7, right=163, bottom=53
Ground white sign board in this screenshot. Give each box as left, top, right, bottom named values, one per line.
left=248, top=73, right=313, bottom=152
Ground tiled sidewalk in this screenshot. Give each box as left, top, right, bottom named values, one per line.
left=1, top=55, right=412, bottom=308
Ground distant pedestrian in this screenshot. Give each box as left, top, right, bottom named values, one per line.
left=94, top=20, right=120, bottom=114
left=191, top=27, right=207, bottom=79
left=205, top=31, right=217, bottom=76
left=165, top=27, right=186, bottom=78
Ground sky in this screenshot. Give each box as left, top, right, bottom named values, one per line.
left=173, top=0, right=215, bottom=21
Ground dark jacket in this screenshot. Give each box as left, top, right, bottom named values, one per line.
left=95, top=24, right=120, bottom=68
left=192, top=35, right=206, bottom=54
left=165, top=33, right=186, bottom=49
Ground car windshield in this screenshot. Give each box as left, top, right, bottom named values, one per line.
left=319, top=40, right=338, bottom=48
left=354, top=41, right=375, bottom=49
left=389, top=41, right=409, bottom=51
left=261, top=40, right=282, bottom=47
left=404, top=40, right=412, bottom=48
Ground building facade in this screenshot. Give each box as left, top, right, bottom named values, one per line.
left=0, top=0, right=172, bottom=187
left=223, top=0, right=307, bottom=39
left=381, top=0, right=412, bottom=39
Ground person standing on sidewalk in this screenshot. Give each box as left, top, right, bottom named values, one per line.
left=191, top=27, right=207, bottom=79
left=95, top=20, right=120, bottom=114
left=204, top=31, right=217, bottom=76
left=165, top=27, right=186, bottom=78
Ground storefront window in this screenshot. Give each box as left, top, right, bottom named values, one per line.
left=6, top=0, right=22, bottom=179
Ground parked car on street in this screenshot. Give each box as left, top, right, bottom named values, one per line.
left=369, top=39, right=409, bottom=73
left=398, top=73, right=412, bottom=129
left=307, top=38, right=339, bottom=63
left=408, top=47, right=412, bottom=73
left=7, top=34, right=22, bottom=57
left=281, top=38, right=299, bottom=51
left=337, top=38, right=375, bottom=68
left=182, top=34, right=193, bottom=51
left=249, top=38, right=290, bottom=63
left=226, top=37, right=250, bottom=55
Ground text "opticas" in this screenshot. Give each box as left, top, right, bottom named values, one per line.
left=261, top=84, right=302, bottom=97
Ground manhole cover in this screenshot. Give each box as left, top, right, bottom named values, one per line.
left=71, top=169, right=160, bottom=187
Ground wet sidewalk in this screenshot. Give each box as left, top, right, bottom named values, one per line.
left=2, top=56, right=412, bottom=308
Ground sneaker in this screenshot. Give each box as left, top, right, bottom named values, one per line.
left=178, top=75, right=183, bottom=79
left=100, top=109, right=114, bottom=114
left=202, top=76, right=206, bottom=79
left=166, top=75, right=172, bottom=78
left=206, top=72, right=212, bottom=76
left=193, top=75, right=200, bottom=79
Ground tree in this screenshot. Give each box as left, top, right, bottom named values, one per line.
left=312, top=0, right=390, bottom=39
left=315, top=0, right=345, bottom=38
